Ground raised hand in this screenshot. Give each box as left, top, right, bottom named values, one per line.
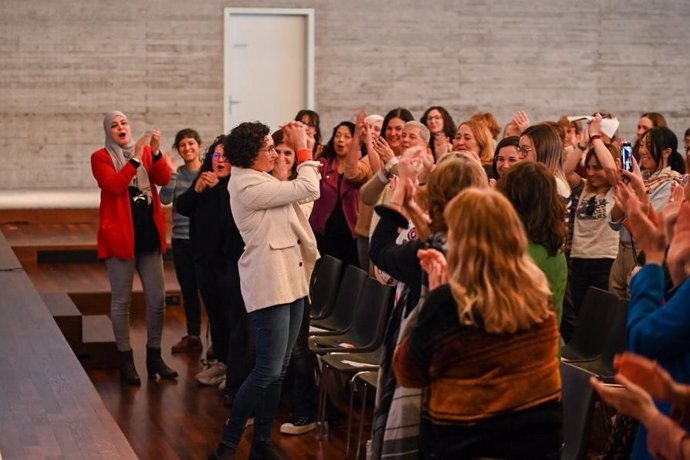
left=373, top=136, right=395, bottom=165
left=149, top=128, right=162, bottom=154
left=282, top=121, right=308, bottom=153
left=513, top=110, right=530, bottom=134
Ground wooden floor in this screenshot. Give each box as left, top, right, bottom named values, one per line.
left=1, top=209, right=358, bottom=460
left=1, top=207, right=610, bottom=459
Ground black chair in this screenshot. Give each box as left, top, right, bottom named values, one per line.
left=561, top=287, right=620, bottom=363
left=309, top=255, right=345, bottom=320
left=310, top=265, right=368, bottom=336
left=347, top=370, right=379, bottom=460
left=564, top=300, right=628, bottom=379
left=316, top=350, right=381, bottom=441
left=309, top=277, right=395, bottom=353
left=561, top=362, right=597, bottom=460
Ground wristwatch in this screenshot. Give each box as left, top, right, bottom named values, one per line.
left=384, top=157, right=400, bottom=175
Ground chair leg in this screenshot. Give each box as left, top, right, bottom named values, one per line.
left=355, top=380, right=369, bottom=460
left=346, top=373, right=358, bottom=458
left=316, top=362, right=330, bottom=440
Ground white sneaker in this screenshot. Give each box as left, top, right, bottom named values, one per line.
left=280, top=416, right=316, bottom=435
left=195, top=362, right=227, bottom=386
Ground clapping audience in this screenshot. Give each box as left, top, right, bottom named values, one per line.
left=97, top=104, right=690, bottom=459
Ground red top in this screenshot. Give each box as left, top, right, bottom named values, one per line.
left=91, top=146, right=171, bottom=260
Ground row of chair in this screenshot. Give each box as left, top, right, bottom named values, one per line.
left=307, top=257, right=628, bottom=459
left=306, top=255, right=394, bottom=457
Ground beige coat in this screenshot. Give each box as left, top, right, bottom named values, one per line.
left=228, top=161, right=320, bottom=313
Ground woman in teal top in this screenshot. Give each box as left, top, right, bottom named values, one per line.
left=499, top=162, right=568, bottom=324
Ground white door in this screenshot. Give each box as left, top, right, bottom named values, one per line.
left=224, top=8, right=314, bottom=134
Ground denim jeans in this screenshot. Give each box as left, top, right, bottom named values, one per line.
left=220, top=298, right=304, bottom=448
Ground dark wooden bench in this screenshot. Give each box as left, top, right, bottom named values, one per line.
left=0, top=231, right=136, bottom=459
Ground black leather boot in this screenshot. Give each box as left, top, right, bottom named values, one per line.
left=208, top=443, right=236, bottom=460
left=146, top=346, right=178, bottom=380
left=119, top=350, right=141, bottom=386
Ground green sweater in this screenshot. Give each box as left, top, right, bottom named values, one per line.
left=528, top=242, right=567, bottom=325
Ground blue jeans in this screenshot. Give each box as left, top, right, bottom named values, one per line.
left=220, top=298, right=304, bottom=448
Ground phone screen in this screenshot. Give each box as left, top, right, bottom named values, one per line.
left=621, top=143, right=633, bottom=172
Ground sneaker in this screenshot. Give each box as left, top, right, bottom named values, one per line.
left=196, top=362, right=227, bottom=386
left=279, top=416, right=316, bottom=435
left=171, top=335, right=202, bottom=354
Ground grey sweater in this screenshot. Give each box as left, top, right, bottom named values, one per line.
left=159, top=165, right=199, bottom=240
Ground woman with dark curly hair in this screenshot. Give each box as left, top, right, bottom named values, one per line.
left=209, top=120, right=320, bottom=460
left=499, top=162, right=568, bottom=324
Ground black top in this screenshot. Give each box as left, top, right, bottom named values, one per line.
left=176, top=176, right=243, bottom=268
left=369, top=205, right=423, bottom=312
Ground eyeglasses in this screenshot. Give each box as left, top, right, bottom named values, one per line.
left=258, top=145, right=277, bottom=155
left=426, top=115, right=443, bottom=121
left=516, top=145, right=533, bottom=158
left=212, top=151, right=226, bottom=160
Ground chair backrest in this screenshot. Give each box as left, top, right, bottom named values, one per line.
left=348, top=277, right=395, bottom=350
left=594, top=299, right=629, bottom=377
left=314, top=265, right=368, bottom=332
left=561, top=362, right=597, bottom=460
left=562, top=287, right=620, bottom=361
left=309, top=255, right=345, bottom=319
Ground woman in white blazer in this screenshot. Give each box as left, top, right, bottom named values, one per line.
left=209, top=120, right=320, bottom=460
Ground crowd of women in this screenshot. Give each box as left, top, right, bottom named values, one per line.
left=91, top=107, right=690, bottom=459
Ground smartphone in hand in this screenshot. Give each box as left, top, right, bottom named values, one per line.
left=621, top=142, right=633, bottom=172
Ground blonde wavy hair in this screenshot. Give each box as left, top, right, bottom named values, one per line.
left=444, top=188, right=553, bottom=334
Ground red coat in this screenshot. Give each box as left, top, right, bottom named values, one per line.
left=91, top=146, right=171, bottom=260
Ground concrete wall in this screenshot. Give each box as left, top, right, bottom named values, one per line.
left=1, top=0, right=689, bottom=190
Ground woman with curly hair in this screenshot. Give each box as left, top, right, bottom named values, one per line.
left=499, top=161, right=568, bottom=324
left=209, top=120, right=320, bottom=460
left=393, top=188, right=562, bottom=459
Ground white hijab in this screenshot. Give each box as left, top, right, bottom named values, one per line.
left=103, top=111, right=152, bottom=202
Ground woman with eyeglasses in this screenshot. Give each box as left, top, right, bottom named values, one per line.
left=420, top=106, right=456, bottom=161
left=208, top=121, right=319, bottom=459
left=176, top=135, right=248, bottom=397
left=517, top=123, right=571, bottom=199
left=560, top=115, right=620, bottom=341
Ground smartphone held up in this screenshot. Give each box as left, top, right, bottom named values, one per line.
left=621, top=142, right=633, bottom=172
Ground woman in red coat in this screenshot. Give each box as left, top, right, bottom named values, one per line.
left=91, top=110, right=177, bottom=385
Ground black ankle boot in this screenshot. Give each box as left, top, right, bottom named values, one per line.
left=208, top=443, right=236, bottom=460
left=248, top=441, right=283, bottom=460
left=119, top=350, right=141, bottom=386
left=146, top=346, right=178, bottom=380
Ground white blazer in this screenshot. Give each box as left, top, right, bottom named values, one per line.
left=228, top=161, right=320, bottom=313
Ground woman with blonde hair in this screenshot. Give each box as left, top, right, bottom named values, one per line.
left=452, top=120, right=495, bottom=177
left=393, top=188, right=562, bottom=459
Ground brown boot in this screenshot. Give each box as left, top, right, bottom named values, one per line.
left=171, top=335, right=202, bottom=353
